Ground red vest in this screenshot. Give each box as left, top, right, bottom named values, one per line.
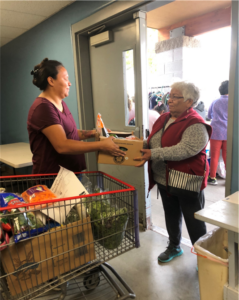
left=147, top=108, right=212, bottom=192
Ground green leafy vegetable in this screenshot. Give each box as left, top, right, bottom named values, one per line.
left=13, top=212, right=44, bottom=234
left=64, top=207, right=80, bottom=225
left=86, top=195, right=128, bottom=250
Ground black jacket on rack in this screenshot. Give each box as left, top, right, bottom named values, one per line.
left=149, top=95, right=159, bottom=109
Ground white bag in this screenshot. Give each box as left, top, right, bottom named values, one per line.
left=216, top=150, right=226, bottom=179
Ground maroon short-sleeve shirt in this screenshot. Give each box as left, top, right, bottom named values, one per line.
left=27, top=97, right=86, bottom=174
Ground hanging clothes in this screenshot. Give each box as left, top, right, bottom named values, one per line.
left=148, top=86, right=170, bottom=109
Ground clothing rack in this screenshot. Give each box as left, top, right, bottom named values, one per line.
left=148, top=86, right=170, bottom=108
left=149, top=86, right=170, bottom=89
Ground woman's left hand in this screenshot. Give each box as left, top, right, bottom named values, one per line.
left=134, top=149, right=151, bottom=167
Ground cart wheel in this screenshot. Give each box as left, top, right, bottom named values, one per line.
left=83, top=273, right=100, bottom=290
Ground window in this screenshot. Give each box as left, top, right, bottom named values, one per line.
left=123, top=49, right=135, bottom=127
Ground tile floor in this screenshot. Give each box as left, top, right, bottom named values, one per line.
left=36, top=230, right=200, bottom=300
left=109, top=229, right=200, bottom=300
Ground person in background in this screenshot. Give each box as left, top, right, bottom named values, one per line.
left=149, top=93, right=160, bottom=109
left=148, top=108, right=160, bottom=133
left=154, top=103, right=168, bottom=116
left=207, top=80, right=229, bottom=185
left=134, top=82, right=212, bottom=264
left=128, top=96, right=135, bottom=125
left=194, top=100, right=206, bottom=120
left=28, top=58, right=124, bottom=174
left=148, top=103, right=168, bottom=134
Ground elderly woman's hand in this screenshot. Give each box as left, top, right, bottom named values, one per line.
left=134, top=149, right=151, bottom=167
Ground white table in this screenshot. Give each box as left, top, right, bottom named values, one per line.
left=0, top=143, right=33, bottom=170
left=195, top=191, right=239, bottom=300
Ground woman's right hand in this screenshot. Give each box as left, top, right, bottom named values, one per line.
left=100, top=137, right=125, bottom=157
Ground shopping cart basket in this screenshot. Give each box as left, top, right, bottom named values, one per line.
left=0, top=171, right=139, bottom=300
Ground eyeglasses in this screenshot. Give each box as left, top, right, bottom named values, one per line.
left=168, top=94, right=184, bottom=101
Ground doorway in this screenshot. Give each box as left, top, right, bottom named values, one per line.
left=71, top=3, right=153, bottom=228
left=71, top=0, right=237, bottom=234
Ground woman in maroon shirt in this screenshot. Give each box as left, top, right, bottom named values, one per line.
left=28, top=58, right=124, bottom=174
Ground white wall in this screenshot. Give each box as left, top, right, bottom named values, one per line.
left=196, top=27, right=231, bottom=109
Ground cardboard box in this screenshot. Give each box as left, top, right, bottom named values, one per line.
left=98, top=137, right=143, bottom=166
left=2, top=217, right=95, bottom=297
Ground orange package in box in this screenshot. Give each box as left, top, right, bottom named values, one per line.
left=21, top=185, right=57, bottom=209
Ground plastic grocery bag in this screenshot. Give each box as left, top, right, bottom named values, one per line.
left=12, top=211, right=46, bottom=242
left=0, top=193, right=25, bottom=214
left=22, top=185, right=57, bottom=209
left=64, top=207, right=80, bottom=225
left=80, top=174, right=93, bottom=194
left=216, top=151, right=226, bottom=179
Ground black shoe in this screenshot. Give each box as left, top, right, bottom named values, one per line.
left=158, top=244, right=184, bottom=263
left=207, top=176, right=218, bottom=185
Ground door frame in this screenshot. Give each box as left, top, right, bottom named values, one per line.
left=225, top=0, right=239, bottom=196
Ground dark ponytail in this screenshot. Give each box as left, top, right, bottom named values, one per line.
left=31, top=58, right=63, bottom=91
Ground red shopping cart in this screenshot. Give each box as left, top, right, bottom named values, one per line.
left=0, top=171, right=140, bottom=300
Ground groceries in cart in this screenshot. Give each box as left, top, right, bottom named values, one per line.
left=0, top=226, right=10, bottom=251
left=0, top=167, right=88, bottom=245
left=0, top=171, right=137, bottom=299
left=61, top=173, right=129, bottom=250
left=80, top=173, right=93, bottom=194
left=0, top=199, right=55, bottom=244
left=64, top=207, right=80, bottom=225
left=12, top=211, right=47, bottom=242
left=0, top=192, right=24, bottom=245
left=0, top=192, right=25, bottom=214
left=83, top=185, right=129, bottom=250
left=41, top=166, right=88, bottom=224
left=0, top=168, right=129, bottom=250
left=21, top=185, right=57, bottom=209
left=96, top=113, right=110, bottom=137
left=0, top=191, right=58, bottom=244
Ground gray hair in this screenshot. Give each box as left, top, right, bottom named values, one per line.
left=171, top=81, right=200, bottom=107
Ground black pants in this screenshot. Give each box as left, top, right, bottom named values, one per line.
left=158, top=186, right=207, bottom=247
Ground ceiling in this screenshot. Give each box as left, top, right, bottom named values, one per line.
left=0, top=1, right=75, bottom=47
left=0, top=0, right=232, bottom=48
left=147, top=0, right=231, bottom=29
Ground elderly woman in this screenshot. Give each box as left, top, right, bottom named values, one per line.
left=135, top=82, right=212, bottom=263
